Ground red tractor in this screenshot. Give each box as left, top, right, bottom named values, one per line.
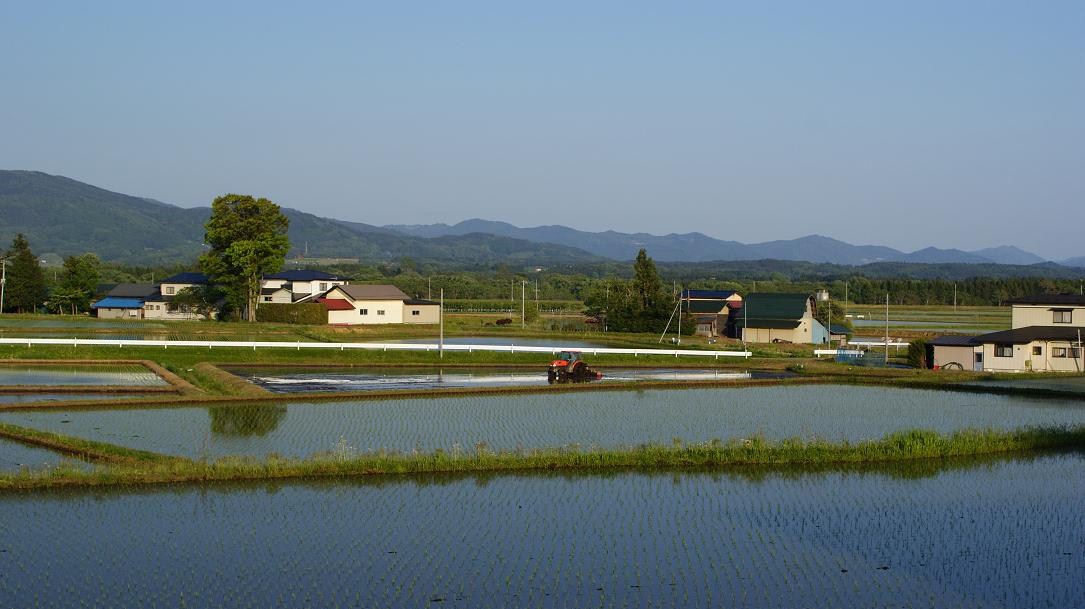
left=547, top=350, right=603, bottom=383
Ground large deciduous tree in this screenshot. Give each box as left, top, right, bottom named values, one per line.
left=4, top=234, right=47, bottom=313
left=55, top=253, right=100, bottom=314
left=199, top=194, right=290, bottom=321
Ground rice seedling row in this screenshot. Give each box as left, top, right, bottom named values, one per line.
left=1, top=454, right=1082, bottom=607
left=1, top=385, right=1083, bottom=461
left=0, top=364, right=167, bottom=387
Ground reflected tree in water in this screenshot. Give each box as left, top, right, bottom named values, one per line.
left=209, top=405, right=287, bottom=437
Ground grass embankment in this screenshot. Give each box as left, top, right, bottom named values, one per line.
left=2, top=425, right=1082, bottom=490
left=0, top=422, right=179, bottom=465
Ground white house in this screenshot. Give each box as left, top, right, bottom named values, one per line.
left=143, top=272, right=213, bottom=320
left=316, top=284, right=441, bottom=325
left=91, top=284, right=158, bottom=319
left=261, top=270, right=347, bottom=303
left=932, top=294, right=1085, bottom=372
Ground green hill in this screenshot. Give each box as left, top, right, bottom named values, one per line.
left=0, top=170, right=602, bottom=267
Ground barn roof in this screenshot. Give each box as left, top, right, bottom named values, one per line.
left=739, top=293, right=812, bottom=329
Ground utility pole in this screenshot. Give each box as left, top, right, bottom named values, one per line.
left=428, top=277, right=431, bottom=300
left=743, top=298, right=748, bottom=348
left=844, top=281, right=848, bottom=320
left=885, top=293, right=890, bottom=365
left=0, top=258, right=6, bottom=314
left=521, top=281, right=526, bottom=329
left=675, top=287, right=681, bottom=344
left=439, top=288, right=444, bottom=359
left=954, top=283, right=957, bottom=312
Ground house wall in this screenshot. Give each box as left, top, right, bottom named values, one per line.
left=262, top=279, right=287, bottom=290
left=743, top=310, right=823, bottom=344
left=743, top=327, right=802, bottom=343
left=143, top=301, right=207, bottom=320
left=261, top=290, right=293, bottom=305
left=403, top=304, right=440, bottom=324
left=288, top=279, right=346, bottom=295
left=96, top=307, right=141, bottom=319
left=980, top=341, right=1083, bottom=372
left=327, top=299, right=406, bottom=325
left=933, top=345, right=977, bottom=369
left=159, top=282, right=197, bottom=297
left=1011, top=304, right=1084, bottom=329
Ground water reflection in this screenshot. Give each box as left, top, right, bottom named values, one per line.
left=2, top=452, right=1082, bottom=608
left=208, top=404, right=287, bottom=437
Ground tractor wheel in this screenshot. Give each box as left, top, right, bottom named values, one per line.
left=568, top=361, right=584, bottom=380
left=547, top=370, right=557, bottom=384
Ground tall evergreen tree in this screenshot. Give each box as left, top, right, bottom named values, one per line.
left=200, top=194, right=290, bottom=321
left=4, top=234, right=47, bottom=313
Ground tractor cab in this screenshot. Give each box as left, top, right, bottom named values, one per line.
left=547, top=350, right=601, bottom=383
left=553, top=351, right=581, bottom=366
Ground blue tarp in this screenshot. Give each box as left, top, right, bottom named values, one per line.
left=90, top=297, right=144, bottom=309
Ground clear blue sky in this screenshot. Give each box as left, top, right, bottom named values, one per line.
left=3, top=1, right=1083, bottom=259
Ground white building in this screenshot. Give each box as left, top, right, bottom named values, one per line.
left=317, top=284, right=441, bottom=325
left=261, top=270, right=347, bottom=304
left=143, top=272, right=213, bottom=320
left=932, top=294, right=1085, bottom=372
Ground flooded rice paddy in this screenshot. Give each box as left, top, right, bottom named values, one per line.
left=965, top=376, right=1085, bottom=395
left=0, top=393, right=145, bottom=404
left=0, top=365, right=167, bottom=387
left=231, top=366, right=785, bottom=392
left=2, top=385, right=1083, bottom=460
left=0, top=439, right=90, bottom=473
left=2, top=454, right=1083, bottom=608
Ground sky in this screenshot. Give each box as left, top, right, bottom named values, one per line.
left=2, top=1, right=1083, bottom=259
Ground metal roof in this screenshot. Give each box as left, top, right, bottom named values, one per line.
left=317, top=298, right=355, bottom=311
left=739, top=293, right=812, bottom=330
left=686, top=300, right=727, bottom=314
left=1005, top=294, right=1085, bottom=306
left=335, top=284, right=410, bottom=301
left=91, top=297, right=145, bottom=309
left=161, top=272, right=208, bottom=284
left=404, top=298, right=440, bottom=306
left=929, top=335, right=980, bottom=347
left=681, top=289, right=738, bottom=300
left=106, top=283, right=158, bottom=298
left=264, top=270, right=343, bottom=281
left=973, top=326, right=1084, bottom=345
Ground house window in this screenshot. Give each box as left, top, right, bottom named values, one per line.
left=411, top=310, right=420, bottom=316
left=264, top=297, right=272, bottom=302
left=1053, top=347, right=1068, bottom=358
left=1053, top=309, right=1073, bottom=324
left=377, top=310, right=386, bottom=316
left=994, top=345, right=1013, bottom=358
left=320, top=283, right=328, bottom=291
left=1032, top=346, right=1043, bottom=356
left=359, top=309, right=368, bottom=315
left=166, top=286, right=175, bottom=295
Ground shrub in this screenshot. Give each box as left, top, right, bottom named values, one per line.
left=255, top=303, right=327, bottom=325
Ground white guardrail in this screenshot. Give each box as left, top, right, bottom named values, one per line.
left=0, top=337, right=751, bottom=359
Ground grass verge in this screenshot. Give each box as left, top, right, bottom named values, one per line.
left=2, top=425, right=1082, bottom=490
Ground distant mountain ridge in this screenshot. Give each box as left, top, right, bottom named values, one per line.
left=0, top=170, right=1070, bottom=267
left=0, top=170, right=603, bottom=266
left=386, top=219, right=1051, bottom=265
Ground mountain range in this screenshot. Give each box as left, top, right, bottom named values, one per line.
left=386, top=219, right=1053, bottom=266
left=1, top=169, right=1080, bottom=269
left=0, top=171, right=602, bottom=267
